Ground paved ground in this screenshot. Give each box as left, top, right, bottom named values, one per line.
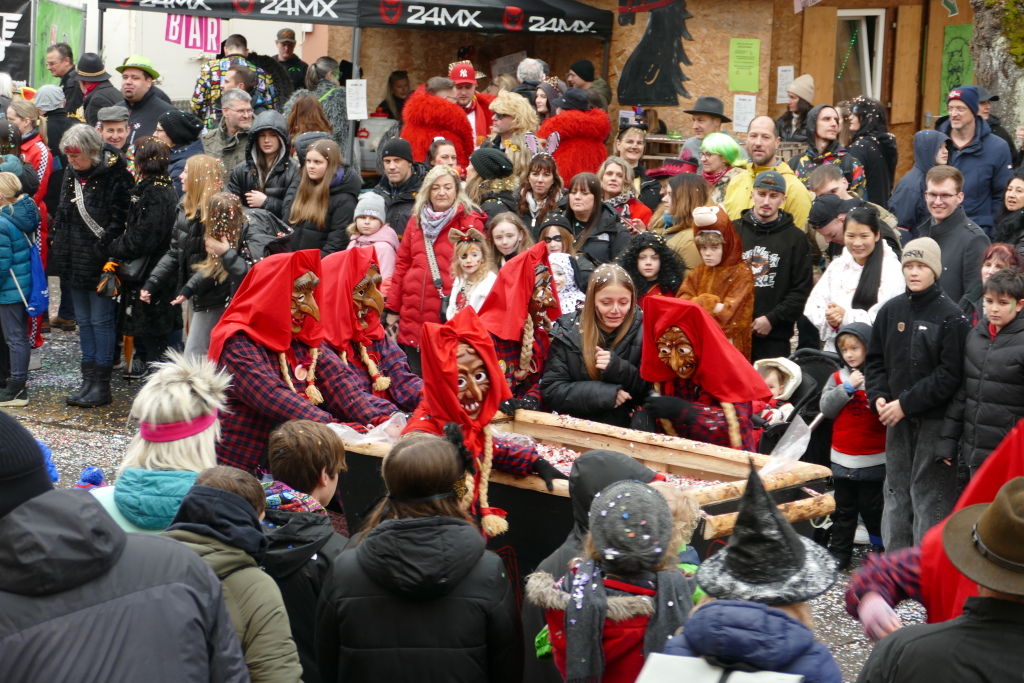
left=8, top=295, right=922, bottom=682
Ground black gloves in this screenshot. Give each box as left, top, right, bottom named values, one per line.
left=532, top=457, right=567, bottom=491
left=499, top=398, right=519, bottom=416
left=630, top=409, right=657, bottom=433
left=645, top=395, right=693, bottom=420
left=518, top=395, right=541, bottom=411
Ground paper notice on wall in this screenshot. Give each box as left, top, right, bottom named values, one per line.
left=346, top=79, right=368, bottom=121
left=728, top=38, right=760, bottom=92
left=776, top=66, right=794, bottom=104
left=732, top=95, right=757, bottom=133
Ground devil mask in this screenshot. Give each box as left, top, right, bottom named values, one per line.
left=478, top=241, right=561, bottom=341
left=353, top=265, right=384, bottom=329
left=528, top=265, right=558, bottom=328
left=657, top=325, right=696, bottom=380
left=291, top=272, right=321, bottom=334
left=319, top=247, right=387, bottom=349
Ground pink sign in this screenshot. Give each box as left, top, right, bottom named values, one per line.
left=165, top=14, right=220, bottom=51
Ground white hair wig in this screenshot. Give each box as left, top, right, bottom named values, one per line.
left=119, top=351, right=231, bottom=476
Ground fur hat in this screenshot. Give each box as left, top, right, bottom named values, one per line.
left=787, top=74, right=815, bottom=104
left=589, top=479, right=673, bottom=575
left=569, top=59, right=596, bottom=82
left=902, top=237, right=942, bottom=280
left=354, top=192, right=386, bottom=222
left=696, top=463, right=838, bottom=605
left=380, top=137, right=413, bottom=163
left=158, top=110, right=203, bottom=146
left=944, top=477, right=1024, bottom=595
left=0, top=410, right=53, bottom=518
left=470, top=147, right=513, bottom=180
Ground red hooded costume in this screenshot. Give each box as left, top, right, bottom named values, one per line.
left=677, top=205, right=755, bottom=360
left=477, top=242, right=561, bottom=404
left=320, top=247, right=423, bottom=412
left=401, top=85, right=477, bottom=169
left=403, top=307, right=541, bottom=536
left=537, top=108, right=612, bottom=183
left=640, top=296, right=771, bottom=450
left=209, top=251, right=398, bottom=471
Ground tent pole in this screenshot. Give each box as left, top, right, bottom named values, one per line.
left=601, top=37, right=610, bottom=81
left=349, top=27, right=362, bottom=173
left=97, top=7, right=105, bottom=56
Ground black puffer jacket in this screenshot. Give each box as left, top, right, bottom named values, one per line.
left=316, top=516, right=523, bottom=683
left=50, top=144, right=134, bottom=289
left=109, top=173, right=181, bottom=337
left=372, top=163, right=426, bottom=238
left=542, top=309, right=648, bottom=427
left=145, top=204, right=291, bottom=311
left=285, top=167, right=359, bottom=255
left=562, top=199, right=631, bottom=268
left=40, top=110, right=76, bottom=217
left=227, top=111, right=299, bottom=219
left=0, top=490, right=249, bottom=682
left=263, top=509, right=348, bottom=683
left=481, top=189, right=519, bottom=222
left=865, top=282, right=971, bottom=421
left=938, top=312, right=1024, bottom=470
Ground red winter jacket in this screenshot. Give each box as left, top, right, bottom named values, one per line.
left=401, top=86, right=477, bottom=169
left=385, top=204, right=486, bottom=349
left=538, top=108, right=612, bottom=184
left=20, top=134, right=51, bottom=260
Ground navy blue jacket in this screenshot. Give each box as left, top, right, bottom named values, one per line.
left=938, top=116, right=1014, bottom=231
left=888, top=130, right=949, bottom=237
left=662, top=600, right=842, bottom=683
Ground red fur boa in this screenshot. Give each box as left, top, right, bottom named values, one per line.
left=401, top=85, right=476, bottom=168
left=537, top=108, right=612, bottom=183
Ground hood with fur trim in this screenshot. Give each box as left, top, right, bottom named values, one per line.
left=526, top=570, right=656, bottom=622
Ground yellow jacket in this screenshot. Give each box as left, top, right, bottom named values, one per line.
left=723, top=159, right=812, bottom=229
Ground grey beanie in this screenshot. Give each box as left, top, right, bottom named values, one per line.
left=354, top=192, right=386, bottom=222
left=902, top=237, right=942, bottom=280
left=589, top=480, right=673, bottom=575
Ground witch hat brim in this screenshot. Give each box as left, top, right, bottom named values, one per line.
left=695, top=462, right=837, bottom=605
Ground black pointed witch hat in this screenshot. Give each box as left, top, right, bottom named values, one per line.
left=695, top=462, right=837, bottom=605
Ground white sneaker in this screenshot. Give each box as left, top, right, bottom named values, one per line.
left=28, top=348, right=40, bottom=371
left=854, top=524, right=870, bottom=545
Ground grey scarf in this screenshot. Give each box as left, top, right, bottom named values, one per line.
left=420, top=204, right=456, bottom=242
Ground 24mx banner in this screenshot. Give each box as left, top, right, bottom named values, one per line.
left=0, top=0, right=31, bottom=82
left=98, top=0, right=358, bottom=26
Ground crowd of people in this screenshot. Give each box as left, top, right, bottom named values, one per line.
left=0, top=33, right=1024, bottom=683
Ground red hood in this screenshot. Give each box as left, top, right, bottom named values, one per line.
left=477, top=242, right=560, bottom=341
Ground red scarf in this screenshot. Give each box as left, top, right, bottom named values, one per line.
left=402, top=307, right=511, bottom=455
left=702, top=166, right=730, bottom=187
left=919, top=419, right=1024, bottom=622
left=320, top=247, right=385, bottom=349
left=477, top=241, right=561, bottom=341
left=640, top=296, right=770, bottom=404
left=208, top=250, right=324, bottom=363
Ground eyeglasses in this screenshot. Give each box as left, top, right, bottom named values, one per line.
left=925, top=192, right=958, bottom=202
left=226, top=107, right=254, bottom=115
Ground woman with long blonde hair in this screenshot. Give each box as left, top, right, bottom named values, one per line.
left=285, top=138, right=359, bottom=254
left=542, top=262, right=647, bottom=427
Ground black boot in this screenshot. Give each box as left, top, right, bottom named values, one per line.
left=0, top=380, right=28, bottom=407
left=77, top=365, right=112, bottom=408
left=66, top=361, right=95, bottom=406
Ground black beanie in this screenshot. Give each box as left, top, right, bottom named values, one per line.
left=380, top=137, right=414, bottom=163
left=570, top=59, right=596, bottom=82
left=158, top=110, right=204, bottom=146
left=0, top=411, right=53, bottom=518
left=470, top=148, right=514, bottom=180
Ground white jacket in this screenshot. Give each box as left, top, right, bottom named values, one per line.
left=804, top=241, right=905, bottom=351
left=445, top=270, right=498, bottom=321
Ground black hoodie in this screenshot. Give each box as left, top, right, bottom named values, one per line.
left=0, top=489, right=249, bottom=681
left=316, top=515, right=523, bottom=683
left=227, top=110, right=298, bottom=219
left=284, top=165, right=361, bottom=255
left=263, top=509, right=347, bottom=683
left=734, top=208, right=814, bottom=340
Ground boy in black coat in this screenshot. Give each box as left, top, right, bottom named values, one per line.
left=865, top=237, right=971, bottom=551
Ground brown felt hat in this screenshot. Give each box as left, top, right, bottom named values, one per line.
left=944, top=477, right=1024, bottom=595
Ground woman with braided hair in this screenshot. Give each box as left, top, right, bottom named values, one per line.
left=632, top=296, right=771, bottom=450
left=209, top=250, right=403, bottom=473
left=320, top=246, right=422, bottom=413
left=477, top=241, right=561, bottom=411
left=402, top=306, right=564, bottom=539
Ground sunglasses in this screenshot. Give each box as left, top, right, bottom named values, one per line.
left=492, top=112, right=506, bottom=120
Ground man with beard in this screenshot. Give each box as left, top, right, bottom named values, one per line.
left=371, top=138, right=426, bottom=236
left=118, top=56, right=175, bottom=146
left=733, top=170, right=813, bottom=361
left=202, top=89, right=253, bottom=174
left=724, top=115, right=812, bottom=229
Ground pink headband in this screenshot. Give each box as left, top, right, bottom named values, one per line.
left=140, top=410, right=218, bottom=442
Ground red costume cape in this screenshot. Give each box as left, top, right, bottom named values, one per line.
left=402, top=306, right=512, bottom=456
left=477, top=242, right=561, bottom=341
left=640, top=296, right=770, bottom=404
left=919, top=419, right=1024, bottom=622
left=537, top=108, right=612, bottom=183
left=401, top=85, right=477, bottom=168
left=208, top=250, right=323, bottom=363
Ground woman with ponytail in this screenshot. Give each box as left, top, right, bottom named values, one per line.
left=542, top=263, right=647, bottom=427
left=316, top=433, right=525, bottom=683
left=804, top=205, right=904, bottom=351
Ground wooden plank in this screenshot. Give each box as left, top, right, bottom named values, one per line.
left=800, top=5, right=838, bottom=107
left=891, top=5, right=924, bottom=125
